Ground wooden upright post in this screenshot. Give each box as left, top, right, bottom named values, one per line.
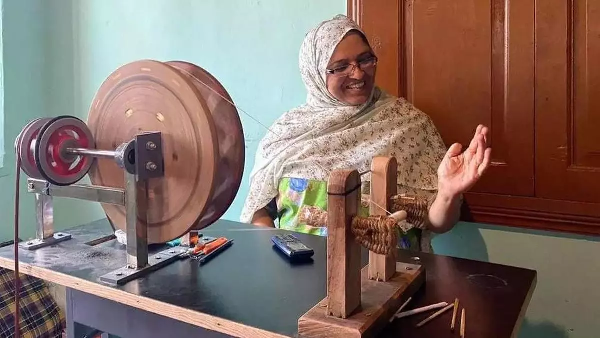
left=326, top=169, right=362, bottom=318
left=298, top=160, right=425, bottom=338
left=368, top=157, right=397, bottom=281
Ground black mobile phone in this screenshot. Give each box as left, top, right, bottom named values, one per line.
left=271, top=234, right=314, bottom=260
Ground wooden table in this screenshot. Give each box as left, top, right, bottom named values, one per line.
left=0, top=219, right=536, bottom=338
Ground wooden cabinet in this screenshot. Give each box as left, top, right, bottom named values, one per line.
left=348, top=0, right=600, bottom=235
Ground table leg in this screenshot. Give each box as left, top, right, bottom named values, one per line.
left=66, top=288, right=75, bottom=338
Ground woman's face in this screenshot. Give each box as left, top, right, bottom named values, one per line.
left=325, top=31, right=377, bottom=106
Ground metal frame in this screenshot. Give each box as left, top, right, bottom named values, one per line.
left=23, top=131, right=180, bottom=285
left=18, top=190, right=73, bottom=250
left=98, top=169, right=181, bottom=286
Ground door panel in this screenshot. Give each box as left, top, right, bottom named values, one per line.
left=352, top=0, right=535, bottom=196
left=535, top=0, right=600, bottom=203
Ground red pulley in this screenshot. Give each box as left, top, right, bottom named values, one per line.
left=15, top=117, right=51, bottom=179
left=34, top=116, right=95, bottom=186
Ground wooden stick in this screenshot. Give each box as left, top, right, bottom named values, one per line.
left=451, top=298, right=459, bottom=330
left=389, top=296, right=412, bottom=322
left=416, top=303, right=454, bottom=327
left=368, top=156, right=397, bottom=281
left=460, top=308, right=466, bottom=337
left=394, top=301, right=449, bottom=319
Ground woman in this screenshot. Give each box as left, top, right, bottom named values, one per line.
left=240, top=15, right=491, bottom=252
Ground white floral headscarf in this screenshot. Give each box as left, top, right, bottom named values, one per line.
left=239, top=15, right=447, bottom=227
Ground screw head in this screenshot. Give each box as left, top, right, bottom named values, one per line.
left=116, top=272, right=123, bottom=276
left=154, top=255, right=161, bottom=259
left=405, top=266, right=413, bottom=271
left=146, top=141, right=157, bottom=150
left=146, top=162, right=157, bottom=171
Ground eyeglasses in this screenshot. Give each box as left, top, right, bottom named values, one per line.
left=325, top=56, right=378, bottom=76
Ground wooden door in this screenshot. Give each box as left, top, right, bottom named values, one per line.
left=535, top=0, right=600, bottom=204
left=350, top=0, right=535, bottom=197
left=349, top=0, right=600, bottom=235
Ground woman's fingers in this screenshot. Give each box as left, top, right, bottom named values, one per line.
left=446, top=142, right=463, bottom=159
left=474, top=133, right=485, bottom=167
left=478, top=148, right=492, bottom=176
left=479, top=125, right=489, bottom=145
left=467, top=130, right=480, bottom=154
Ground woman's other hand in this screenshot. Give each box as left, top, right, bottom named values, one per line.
left=437, top=124, right=492, bottom=198
left=251, top=208, right=275, bottom=227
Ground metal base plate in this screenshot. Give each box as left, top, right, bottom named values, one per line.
left=99, top=247, right=184, bottom=285
left=19, top=232, right=72, bottom=250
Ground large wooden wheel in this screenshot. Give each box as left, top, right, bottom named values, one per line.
left=87, top=60, right=245, bottom=244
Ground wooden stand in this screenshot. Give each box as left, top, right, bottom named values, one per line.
left=298, top=157, right=425, bottom=338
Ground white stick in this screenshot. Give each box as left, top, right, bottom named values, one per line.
left=416, top=303, right=455, bottom=327
left=389, top=297, right=412, bottom=322
left=394, top=301, right=449, bottom=319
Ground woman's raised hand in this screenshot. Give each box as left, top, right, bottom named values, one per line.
left=436, top=124, right=492, bottom=197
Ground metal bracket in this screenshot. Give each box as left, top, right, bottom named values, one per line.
left=98, top=132, right=175, bottom=286
left=135, top=132, right=164, bottom=180
left=19, top=233, right=72, bottom=250
left=99, top=247, right=185, bottom=285
left=19, top=190, right=72, bottom=250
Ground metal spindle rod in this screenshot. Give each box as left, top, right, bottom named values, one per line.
left=66, top=147, right=117, bottom=158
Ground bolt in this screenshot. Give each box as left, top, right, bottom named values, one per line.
left=116, top=272, right=123, bottom=276
left=27, top=241, right=33, bottom=245
left=405, top=266, right=413, bottom=271
left=27, top=183, right=34, bottom=190
left=154, top=255, right=161, bottom=260
left=169, top=250, right=175, bottom=254
left=146, top=162, right=157, bottom=171
left=146, top=141, right=157, bottom=150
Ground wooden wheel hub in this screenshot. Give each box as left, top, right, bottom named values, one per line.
left=84, top=60, right=244, bottom=243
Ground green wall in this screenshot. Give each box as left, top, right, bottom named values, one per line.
left=0, top=0, right=49, bottom=238
left=0, top=1, right=597, bottom=337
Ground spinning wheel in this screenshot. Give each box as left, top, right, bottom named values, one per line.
left=165, top=60, right=245, bottom=230
left=16, top=59, right=245, bottom=244
left=87, top=59, right=245, bottom=243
